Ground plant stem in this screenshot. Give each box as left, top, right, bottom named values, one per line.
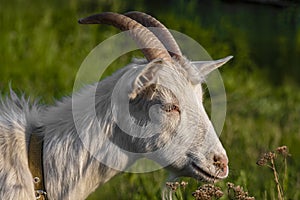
left=270, top=157, right=284, bottom=200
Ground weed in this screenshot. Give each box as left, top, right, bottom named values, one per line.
left=192, top=184, right=223, bottom=200
left=257, top=145, right=291, bottom=200
left=227, top=182, right=255, bottom=200
left=165, top=181, right=189, bottom=200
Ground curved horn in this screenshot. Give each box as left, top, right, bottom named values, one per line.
left=125, top=11, right=182, bottom=58
left=78, top=12, right=171, bottom=62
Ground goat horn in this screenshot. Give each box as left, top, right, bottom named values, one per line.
left=125, top=11, right=182, bottom=58
left=78, top=12, right=172, bottom=62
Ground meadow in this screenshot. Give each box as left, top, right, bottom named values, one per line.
left=1, top=0, right=300, bottom=199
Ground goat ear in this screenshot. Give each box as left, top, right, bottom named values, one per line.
left=129, top=60, right=163, bottom=99
left=191, top=56, right=233, bottom=77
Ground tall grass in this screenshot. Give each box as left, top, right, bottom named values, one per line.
left=1, top=0, right=300, bottom=199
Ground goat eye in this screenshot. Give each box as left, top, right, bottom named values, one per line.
left=161, top=103, right=180, bottom=113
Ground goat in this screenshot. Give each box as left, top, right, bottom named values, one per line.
left=0, top=11, right=232, bottom=199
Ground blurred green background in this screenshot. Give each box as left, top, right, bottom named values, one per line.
left=1, top=0, right=300, bottom=199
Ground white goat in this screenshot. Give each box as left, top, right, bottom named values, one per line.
left=0, top=11, right=232, bottom=200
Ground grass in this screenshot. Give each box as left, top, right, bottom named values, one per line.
left=1, top=0, right=300, bottom=199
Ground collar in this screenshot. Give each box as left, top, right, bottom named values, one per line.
left=28, top=133, right=48, bottom=200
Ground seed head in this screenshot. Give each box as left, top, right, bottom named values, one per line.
left=180, top=181, right=188, bottom=188
left=276, top=145, right=290, bottom=157
left=166, top=181, right=179, bottom=191
left=227, top=182, right=255, bottom=200
left=256, top=152, right=276, bottom=166
left=192, top=184, right=223, bottom=200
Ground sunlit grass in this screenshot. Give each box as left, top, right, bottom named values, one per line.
left=1, top=0, right=300, bottom=199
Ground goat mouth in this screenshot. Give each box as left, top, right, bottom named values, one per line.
left=190, top=162, right=221, bottom=182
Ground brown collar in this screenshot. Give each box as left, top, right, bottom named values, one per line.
left=28, top=134, right=48, bottom=200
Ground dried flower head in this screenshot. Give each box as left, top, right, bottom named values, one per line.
left=276, top=145, right=290, bottom=157
left=227, top=182, right=235, bottom=189
left=180, top=181, right=188, bottom=188
left=192, top=184, right=223, bottom=200
left=166, top=181, right=180, bottom=191
left=213, top=160, right=226, bottom=172
left=227, top=182, right=255, bottom=200
left=256, top=152, right=276, bottom=166
left=256, top=157, right=267, bottom=166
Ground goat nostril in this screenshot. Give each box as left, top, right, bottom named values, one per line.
left=213, top=155, right=219, bottom=163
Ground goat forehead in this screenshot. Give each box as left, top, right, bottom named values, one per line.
left=132, top=60, right=205, bottom=108
left=155, top=71, right=203, bottom=105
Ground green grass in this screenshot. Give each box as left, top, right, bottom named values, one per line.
left=1, top=0, right=300, bottom=199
